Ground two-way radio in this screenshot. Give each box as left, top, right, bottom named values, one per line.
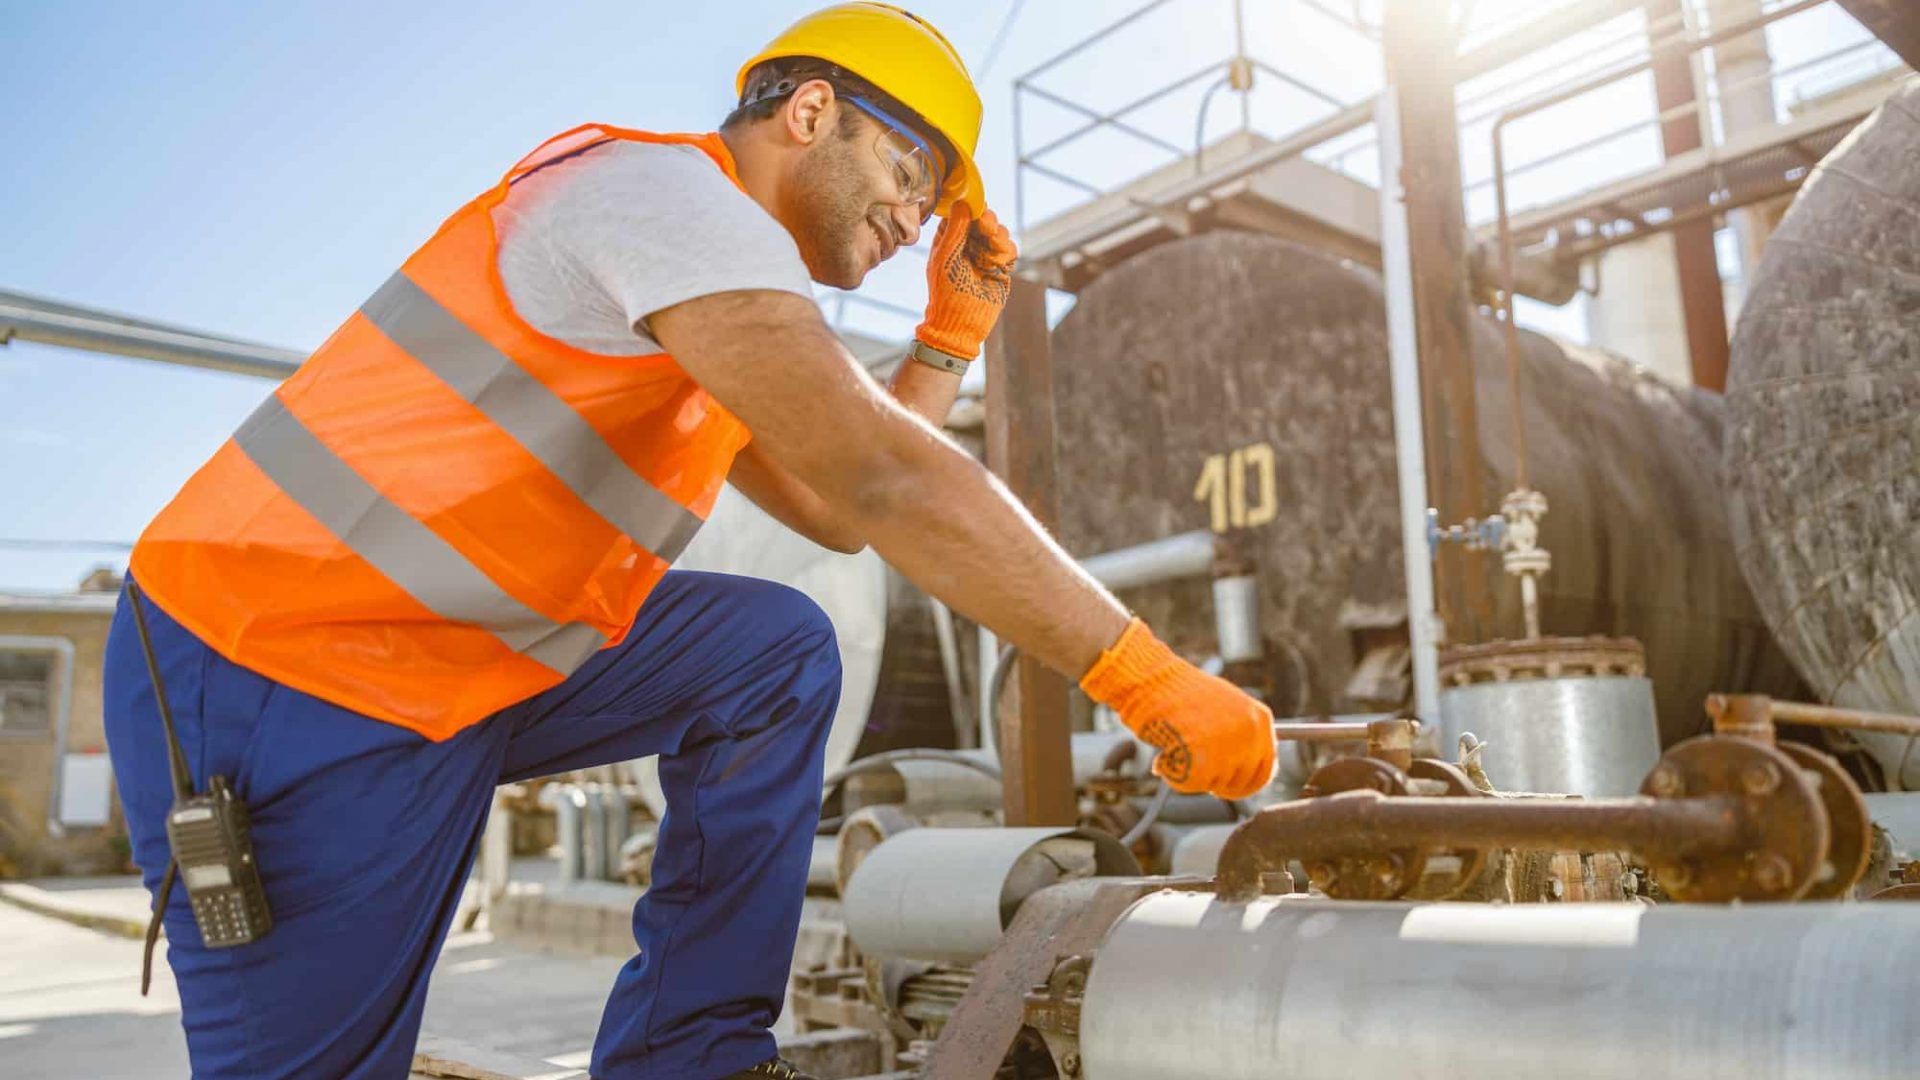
left=127, top=583, right=272, bottom=996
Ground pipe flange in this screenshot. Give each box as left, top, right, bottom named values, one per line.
left=1439, top=636, right=1646, bottom=684
left=1775, top=743, right=1872, bottom=900
left=1401, top=759, right=1492, bottom=900
left=1639, top=736, right=1829, bottom=903
left=1299, top=757, right=1426, bottom=900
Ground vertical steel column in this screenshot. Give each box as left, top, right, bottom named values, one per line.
left=1644, top=0, right=1733, bottom=391
left=1376, top=94, right=1443, bottom=726
left=1382, top=0, right=1489, bottom=645
left=984, top=278, right=1077, bottom=826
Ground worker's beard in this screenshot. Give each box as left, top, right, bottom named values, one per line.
left=786, top=132, right=883, bottom=290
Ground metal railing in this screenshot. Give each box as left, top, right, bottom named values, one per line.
left=1486, top=0, right=1885, bottom=488
left=1011, top=0, right=1376, bottom=234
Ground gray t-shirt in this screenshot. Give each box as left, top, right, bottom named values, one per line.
left=493, top=139, right=815, bottom=356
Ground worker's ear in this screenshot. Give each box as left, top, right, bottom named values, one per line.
left=784, top=79, right=837, bottom=146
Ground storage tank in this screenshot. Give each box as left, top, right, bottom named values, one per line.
left=1049, top=230, right=1804, bottom=745
left=1724, top=80, right=1920, bottom=787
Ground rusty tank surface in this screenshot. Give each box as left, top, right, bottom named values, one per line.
left=1048, top=230, right=1803, bottom=744
left=1724, top=81, right=1920, bottom=786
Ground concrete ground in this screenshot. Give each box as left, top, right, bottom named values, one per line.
left=0, top=877, right=635, bottom=1078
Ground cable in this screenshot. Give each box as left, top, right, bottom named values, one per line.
left=1193, top=74, right=1234, bottom=175
left=977, top=0, right=1028, bottom=78
left=1119, top=780, right=1172, bottom=848
left=814, top=747, right=1004, bottom=834
left=126, top=583, right=193, bottom=801
left=984, top=640, right=1021, bottom=753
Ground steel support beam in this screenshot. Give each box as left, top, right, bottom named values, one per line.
left=983, top=279, right=1076, bottom=826
left=1644, top=0, right=1733, bottom=391
left=1382, top=0, right=1490, bottom=645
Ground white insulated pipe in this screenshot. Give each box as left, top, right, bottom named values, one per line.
left=843, top=827, right=1139, bottom=964
left=1079, top=531, right=1219, bottom=592
left=1081, top=892, right=1920, bottom=1080
left=1374, top=93, right=1442, bottom=726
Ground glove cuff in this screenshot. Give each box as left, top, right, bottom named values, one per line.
left=1079, top=618, right=1182, bottom=713
left=915, top=297, right=998, bottom=359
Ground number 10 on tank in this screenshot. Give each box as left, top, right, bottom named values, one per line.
left=1193, top=442, right=1278, bottom=533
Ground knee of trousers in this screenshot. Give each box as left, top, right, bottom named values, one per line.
left=745, top=579, right=842, bottom=679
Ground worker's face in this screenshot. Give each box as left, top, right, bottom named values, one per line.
left=783, top=94, right=928, bottom=290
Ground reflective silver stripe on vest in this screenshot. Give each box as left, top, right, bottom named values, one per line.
left=234, top=396, right=607, bottom=675
left=361, top=272, right=707, bottom=563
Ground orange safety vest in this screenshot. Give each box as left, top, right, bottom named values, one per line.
left=131, top=125, right=757, bottom=741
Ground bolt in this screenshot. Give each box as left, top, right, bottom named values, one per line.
left=1741, top=763, right=1780, bottom=797
left=1062, top=1052, right=1082, bottom=1077
left=1647, top=766, right=1683, bottom=798
left=1752, top=854, right=1793, bottom=895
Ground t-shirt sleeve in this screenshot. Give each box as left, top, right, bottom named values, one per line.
left=535, top=142, right=816, bottom=338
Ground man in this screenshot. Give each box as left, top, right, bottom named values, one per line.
left=104, top=4, right=1277, bottom=1078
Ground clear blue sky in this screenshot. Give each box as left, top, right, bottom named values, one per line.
left=1, top=0, right=1891, bottom=591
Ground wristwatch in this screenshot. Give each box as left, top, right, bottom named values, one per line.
left=909, top=339, right=971, bottom=376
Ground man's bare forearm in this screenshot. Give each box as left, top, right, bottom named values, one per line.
left=885, top=351, right=965, bottom=429
left=655, top=291, right=1131, bottom=681
left=841, top=415, right=1131, bottom=680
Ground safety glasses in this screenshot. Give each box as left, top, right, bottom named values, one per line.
left=843, top=95, right=946, bottom=223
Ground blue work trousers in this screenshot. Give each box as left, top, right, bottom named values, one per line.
left=104, top=570, right=843, bottom=1079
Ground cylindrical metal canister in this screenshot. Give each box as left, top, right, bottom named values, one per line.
left=1079, top=891, right=1920, bottom=1080
left=842, top=827, right=1139, bottom=964
left=1434, top=638, right=1661, bottom=796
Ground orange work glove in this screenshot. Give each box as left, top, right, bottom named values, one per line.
left=1079, top=618, right=1277, bottom=800
left=915, top=204, right=1018, bottom=360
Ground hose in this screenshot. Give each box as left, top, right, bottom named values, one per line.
left=1119, top=780, right=1172, bottom=848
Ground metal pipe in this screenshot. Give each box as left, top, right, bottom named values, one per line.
left=1454, top=0, right=1652, bottom=83
left=1079, top=530, right=1220, bottom=591
left=977, top=625, right=1000, bottom=758
left=1, top=636, right=79, bottom=838
left=1209, top=574, right=1261, bottom=664
left=1769, top=699, right=1920, bottom=738
left=1022, top=66, right=1226, bottom=163
left=1489, top=0, right=1830, bottom=485
left=1490, top=123, right=1534, bottom=491
left=1015, top=0, right=1181, bottom=83
left=1232, top=0, right=1251, bottom=131
left=1214, top=788, right=1744, bottom=902
left=1079, top=892, right=1920, bottom=1080
left=1375, top=92, right=1442, bottom=725
left=843, top=827, right=1139, bottom=963
left=1709, top=693, right=1920, bottom=739
left=0, top=290, right=304, bottom=379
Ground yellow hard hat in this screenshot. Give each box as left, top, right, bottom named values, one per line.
left=737, top=3, right=984, bottom=217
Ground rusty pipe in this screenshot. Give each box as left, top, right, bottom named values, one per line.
left=1215, top=787, right=1742, bottom=901
left=1708, top=693, right=1920, bottom=740
left=1272, top=717, right=1416, bottom=769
